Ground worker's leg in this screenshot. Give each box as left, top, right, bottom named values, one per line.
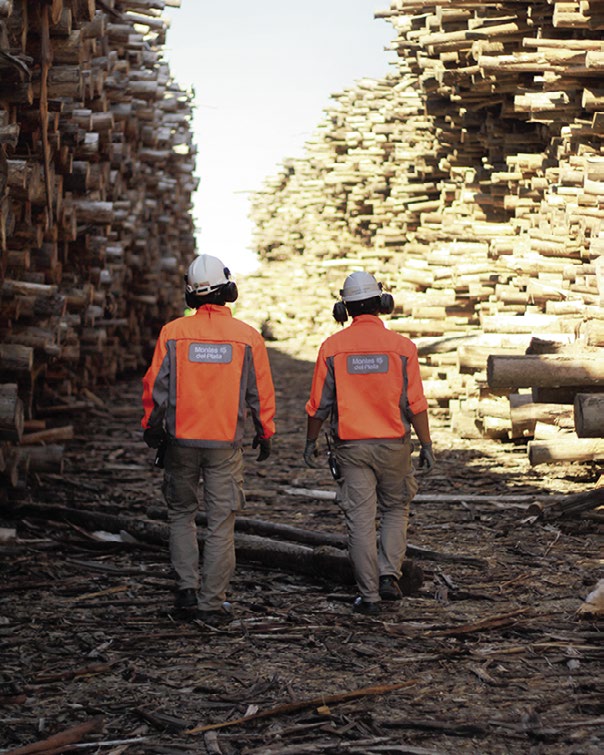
left=198, top=448, right=245, bottom=612
left=337, top=444, right=380, bottom=603
left=375, top=441, right=418, bottom=579
left=162, top=444, right=203, bottom=590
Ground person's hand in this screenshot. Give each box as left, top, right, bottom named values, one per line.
left=252, top=433, right=271, bottom=462
left=419, top=442, right=436, bottom=472
left=144, top=426, right=166, bottom=449
left=303, top=439, right=320, bottom=468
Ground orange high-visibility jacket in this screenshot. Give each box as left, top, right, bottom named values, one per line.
left=306, top=315, right=428, bottom=441
left=142, top=305, right=276, bottom=447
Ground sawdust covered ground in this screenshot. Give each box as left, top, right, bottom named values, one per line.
left=1, top=347, right=602, bottom=754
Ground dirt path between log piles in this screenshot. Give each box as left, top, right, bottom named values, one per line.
left=1, top=347, right=602, bottom=754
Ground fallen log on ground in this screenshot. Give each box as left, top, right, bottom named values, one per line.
left=2, top=499, right=351, bottom=580
left=146, top=505, right=484, bottom=565
left=527, top=478, right=604, bottom=520
left=282, top=486, right=547, bottom=507
left=0, top=502, right=487, bottom=592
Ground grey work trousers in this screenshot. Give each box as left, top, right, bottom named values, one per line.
left=162, top=443, right=245, bottom=611
left=335, top=440, right=418, bottom=603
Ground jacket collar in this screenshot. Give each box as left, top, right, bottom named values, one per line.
left=196, top=304, right=232, bottom=317
left=351, top=314, right=384, bottom=327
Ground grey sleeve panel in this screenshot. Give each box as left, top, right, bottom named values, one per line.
left=314, top=355, right=336, bottom=421
left=243, top=345, right=263, bottom=435
left=149, top=343, right=172, bottom=431
left=398, top=354, right=411, bottom=433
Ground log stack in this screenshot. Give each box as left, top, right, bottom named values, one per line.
left=239, top=0, right=604, bottom=469
left=0, top=0, right=197, bottom=492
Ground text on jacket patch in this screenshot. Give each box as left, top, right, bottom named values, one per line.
left=189, top=343, right=233, bottom=364
left=347, top=354, right=389, bottom=374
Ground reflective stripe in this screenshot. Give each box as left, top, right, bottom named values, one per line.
left=398, top=354, right=411, bottom=436
left=315, top=356, right=336, bottom=421
left=148, top=349, right=170, bottom=429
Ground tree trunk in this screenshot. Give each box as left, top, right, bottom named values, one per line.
left=574, top=393, right=604, bottom=437
left=528, top=478, right=604, bottom=520
left=528, top=437, right=604, bottom=466
left=0, top=383, right=24, bottom=442
left=0, top=502, right=485, bottom=589
left=488, top=354, right=604, bottom=390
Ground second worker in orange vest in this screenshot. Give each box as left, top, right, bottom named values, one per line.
left=142, top=254, right=276, bottom=625
left=305, top=271, right=435, bottom=615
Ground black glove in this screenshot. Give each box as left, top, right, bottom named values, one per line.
left=144, top=425, right=166, bottom=449
left=303, top=438, right=320, bottom=468
left=419, top=441, right=436, bottom=472
left=252, top=433, right=271, bottom=462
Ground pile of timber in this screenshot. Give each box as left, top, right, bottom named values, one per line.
left=0, top=0, right=196, bottom=492
left=239, top=0, right=604, bottom=469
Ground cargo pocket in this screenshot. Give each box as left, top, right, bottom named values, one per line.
left=404, top=471, right=419, bottom=502
left=232, top=477, right=246, bottom=512
left=229, top=448, right=246, bottom=512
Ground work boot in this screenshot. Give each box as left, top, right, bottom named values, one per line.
left=352, top=596, right=381, bottom=615
left=195, top=602, right=234, bottom=627
left=379, top=575, right=403, bottom=602
left=174, top=588, right=198, bottom=610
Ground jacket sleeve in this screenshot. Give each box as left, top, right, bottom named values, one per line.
left=245, top=336, right=276, bottom=439
left=305, top=343, right=335, bottom=420
left=405, top=342, right=429, bottom=416
left=141, top=327, right=170, bottom=430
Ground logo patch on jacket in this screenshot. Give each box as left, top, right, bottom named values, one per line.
left=189, top=343, right=233, bottom=363
left=347, top=354, right=389, bottom=374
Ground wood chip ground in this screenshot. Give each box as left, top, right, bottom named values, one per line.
left=1, top=348, right=602, bottom=754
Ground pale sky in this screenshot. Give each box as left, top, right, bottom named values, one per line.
left=163, top=1, right=394, bottom=274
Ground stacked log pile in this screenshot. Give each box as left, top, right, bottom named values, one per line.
left=240, top=0, right=604, bottom=469
left=0, top=0, right=196, bottom=492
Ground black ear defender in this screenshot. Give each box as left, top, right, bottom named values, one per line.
left=379, top=292, right=394, bottom=315
left=221, top=267, right=239, bottom=303
left=332, top=301, right=348, bottom=323
left=376, top=281, right=394, bottom=315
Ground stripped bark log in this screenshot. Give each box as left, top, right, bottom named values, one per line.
left=487, top=355, right=604, bottom=390
left=528, top=437, right=604, bottom=466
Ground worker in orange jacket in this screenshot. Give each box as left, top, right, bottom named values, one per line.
left=142, top=254, right=276, bottom=624
left=305, top=271, right=435, bottom=615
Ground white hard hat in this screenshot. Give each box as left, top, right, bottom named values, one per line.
left=185, top=254, right=230, bottom=296
left=340, top=271, right=381, bottom=302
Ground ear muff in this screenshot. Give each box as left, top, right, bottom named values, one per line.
left=379, top=293, right=394, bottom=315
left=185, top=290, right=198, bottom=309
left=221, top=281, right=238, bottom=303
left=220, top=267, right=238, bottom=303
left=332, top=301, right=348, bottom=323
